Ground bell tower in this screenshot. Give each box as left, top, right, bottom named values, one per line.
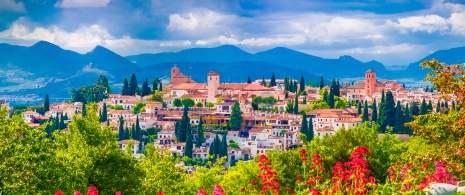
left=365, top=69, right=376, bottom=97
left=207, top=71, right=220, bottom=103
left=171, top=65, right=179, bottom=83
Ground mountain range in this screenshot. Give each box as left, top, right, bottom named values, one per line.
left=0, top=41, right=464, bottom=98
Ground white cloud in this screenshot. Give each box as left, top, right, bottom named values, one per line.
left=159, top=40, right=192, bottom=47
left=387, top=15, right=449, bottom=33
left=344, top=44, right=415, bottom=55
left=0, top=0, right=25, bottom=13
left=196, top=35, right=306, bottom=47
left=449, top=11, right=465, bottom=35
left=55, top=0, right=111, bottom=8
left=167, top=10, right=235, bottom=32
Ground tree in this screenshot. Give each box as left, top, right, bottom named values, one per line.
left=124, top=126, right=130, bottom=140
left=59, top=112, right=65, bottom=130
left=303, top=116, right=313, bottom=142
left=159, top=82, right=163, bottom=92
left=300, top=114, right=308, bottom=139
left=270, top=73, right=276, bottom=87
left=327, top=81, right=335, bottom=108
left=357, top=102, right=362, bottom=115
left=300, top=75, right=305, bottom=92
left=148, top=91, right=164, bottom=103
left=151, top=77, right=159, bottom=92
left=378, top=90, right=385, bottom=125
left=185, top=133, right=193, bottom=158
left=362, top=100, right=369, bottom=122
left=196, top=116, right=205, bottom=147
left=219, top=134, right=228, bottom=159
left=173, top=98, right=182, bottom=107
left=293, top=95, right=299, bottom=114
left=247, top=76, right=252, bottom=84
left=404, top=104, right=413, bottom=135
left=228, top=101, right=243, bottom=130
left=128, top=73, right=138, bottom=96
left=44, top=94, right=50, bottom=112
left=141, top=78, right=151, bottom=96
left=118, top=116, right=124, bottom=141
left=179, top=106, right=190, bottom=142
left=181, top=98, right=195, bottom=108
left=286, top=100, right=293, bottom=113
left=420, top=98, right=427, bottom=115
left=436, top=101, right=440, bottom=112
left=135, top=115, right=141, bottom=141
left=122, top=78, right=129, bottom=95
left=261, top=77, right=266, bottom=86
left=293, top=81, right=298, bottom=93
left=206, top=102, right=215, bottom=108
left=411, top=102, right=420, bottom=116
left=196, top=101, right=203, bottom=108
left=132, top=102, right=146, bottom=114
left=284, top=78, right=289, bottom=90
left=371, top=99, right=378, bottom=122
left=82, top=104, right=87, bottom=117
left=285, top=91, right=289, bottom=99
left=380, top=91, right=396, bottom=133
left=427, top=100, right=433, bottom=112
left=101, top=103, right=107, bottom=122
left=319, top=76, right=324, bottom=90
left=393, top=101, right=405, bottom=134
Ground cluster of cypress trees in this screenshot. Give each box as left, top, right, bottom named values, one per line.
left=45, top=112, right=68, bottom=139
left=284, top=78, right=299, bottom=93
left=122, top=73, right=161, bottom=96
left=286, top=95, right=300, bottom=114
left=208, top=134, right=228, bottom=161
left=299, top=114, right=314, bottom=142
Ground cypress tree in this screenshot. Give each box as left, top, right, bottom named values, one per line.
left=293, top=95, right=299, bottom=114
left=270, top=73, right=276, bottom=87
left=135, top=115, right=141, bottom=141
left=118, top=116, right=124, bottom=140
left=82, top=104, right=87, bottom=117
left=427, top=100, right=433, bottom=112
left=441, top=101, right=445, bottom=108
left=138, top=133, right=143, bottom=153
left=220, top=133, right=228, bottom=159
left=383, top=91, right=396, bottom=130
left=106, top=120, right=109, bottom=126
left=300, top=75, right=305, bottom=92
left=261, top=77, right=266, bottom=86
left=285, top=91, right=289, bottom=99
left=141, top=78, right=150, bottom=96
left=196, top=116, right=205, bottom=147
left=209, top=138, right=216, bottom=159
left=445, top=101, right=449, bottom=108
left=323, top=90, right=328, bottom=103
left=404, top=104, right=413, bottom=122
left=247, top=76, right=252, bottom=84
left=372, top=99, right=378, bottom=122
left=378, top=90, right=385, bottom=125
left=302, top=95, right=307, bottom=104
left=59, top=112, right=65, bottom=130
left=420, top=99, right=427, bottom=115
left=131, top=124, right=136, bottom=139
left=179, top=106, right=190, bottom=142
left=328, top=87, right=334, bottom=108
left=362, top=100, right=369, bottom=122
left=293, top=81, right=298, bottom=93
left=357, top=102, right=362, bottom=115
left=124, top=126, right=130, bottom=140
left=308, top=116, right=314, bottom=141
left=228, top=101, right=243, bottom=130
left=122, top=78, right=129, bottom=95
left=152, top=77, right=159, bottom=92
left=394, top=101, right=405, bottom=134
left=335, top=80, right=340, bottom=96
left=300, top=114, right=308, bottom=138
left=436, top=101, right=440, bottom=112
left=284, top=78, right=289, bottom=90
left=185, top=133, right=193, bottom=158
left=452, top=101, right=456, bottom=111
left=286, top=100, right=293, bottom=113
left=128, top=73, right=138, bottom=95
left=159, top=82, right=163, bottom=92
left=175, top=121, right=181, bottom=141
left=101, top=103, right=107, bottom=122
left=44, top=94, right=50, bottom=112
left=319, top=76, right=324, bottom=90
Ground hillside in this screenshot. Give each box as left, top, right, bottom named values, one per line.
left=405, top=46, right=465, bottom=78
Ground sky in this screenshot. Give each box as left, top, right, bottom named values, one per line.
left=0, top=0, right=464, bottom=66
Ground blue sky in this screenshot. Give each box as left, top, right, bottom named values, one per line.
left=0, top=0, right=464, bottom=66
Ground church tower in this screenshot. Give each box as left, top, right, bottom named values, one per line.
left=365, top=69, right=376, bottom=97
left=171, top=65, right=179, bottom=83
left=207, top=71, right=220, bottom=103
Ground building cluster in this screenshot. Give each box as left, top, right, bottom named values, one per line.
left=17, top=66, right=454, bottom=164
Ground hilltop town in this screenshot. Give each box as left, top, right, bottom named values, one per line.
left=17, top=65, right=456, bottom=166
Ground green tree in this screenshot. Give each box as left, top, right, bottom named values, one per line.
left=357, top=102, right=362, bottom=115
left=293, top=95, right=299, bottom=114
left=44, top=94, right=50, bottom=112
left=128, top=73, right=138, bottom=96
left=135, top=115, right=141, bottom=141
left=82, top=104, right=87, bottom=117
left=151, top=77, right=160, bottom=92
left=122, top=78, right=129, bottom=95
left=377, top=90, right=385, bottom=125
left=181, top=98, right=195, bottom=108
left=419, top=98, right=427, bottom=115
left=427, top=100, right=433, bottom=112
left=270, top=73, right=276, bottom=87
left=404, top=104, right=413, bottom=135
left=196, top=101, right=203, bottom=107
left=300, top=114, right=308, bottom=139
left=371, top=99, right=378, bottom=122
left=436, top=101, right=440, bottom=113
left=118, top=116, right=124, bottom=141
left=319, top=76, right=324, bottom=89
left=410, top=102, right=420, bottom=116
left=125, top=126, right=130, bottom=140
left=286, top=100, right=293, bottom=113
left=247, top=76, right=252, bottom=84
left=206, top=102, right=215, bottom=108
left=362, top=100, right=369, bottom=122
left=393, top=101, right=405, bottom=133
left=179, top=106, right=190, bottom=142
left=101, top=103, right=107, bottom=122
left=219, top=134, right=228, bottom=159
left=228, top=101, right=243, bottom=130
left=185, top=133, right=193, bottom=158
left=380, top=91, right=396, bottom=133
left=261, top=77, right=266, bottom=86
left=300, top=75, right=305, bottom=92
left=148, top=91, right=164, bottom=103
left=308, top=116, right=314, bottom=141
left=59, top=112, right=65, bottom=130
left=173, top=98, right=182, bottom=107
left=196, top=116, right=205, bottom=148
left=159, top=82, right=163, bottom=92
left=141, top=78, right=151, bottom=96
left=133, top=102, right=146, bottom=114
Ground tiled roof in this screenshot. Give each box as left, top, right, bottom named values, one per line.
left=218, top=84, right=248, bottom=90
left=171, top=83, right=208, bottom=90
left=243, top=83, right=274, bottom=91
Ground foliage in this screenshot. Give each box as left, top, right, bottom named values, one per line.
left=173, top=98, right=182, bottom=107
left=132, top=102, right=146, bottom=114
left=310, top=100, right=329, bottom=110
left=206, top=102, right=215, bottom=108
left=228, top=101, right=243, bottom=130
left=181, top=98, right=195, bottom=108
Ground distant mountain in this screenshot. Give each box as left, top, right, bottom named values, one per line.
left=127, top=45, right=388, bottom=79
left=404, top=46, right=465, bottom=78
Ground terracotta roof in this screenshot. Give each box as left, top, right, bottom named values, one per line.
left=243, top=83, right=274, bottom=91
left=249, top=127, right=269, bottom=133
left=316, top=126, right=335, bottom=132
left=207, top=71, right=219, bottom=76
left=218, top=84, right=248, bottom=90
left=171, top=83, right=208, bottom=90
left=366, top=69, right=375, bottom=73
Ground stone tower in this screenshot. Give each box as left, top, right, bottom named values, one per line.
left=207, top=71, right=220, bottom=103
left=171, top=65, right=179, bottom=83
left=365, top=69, right=376, bottom=97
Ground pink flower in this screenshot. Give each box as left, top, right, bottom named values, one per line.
left=74, top=191, right=82, bottom=195
left=87, top=186, right=98, bottom=195
left=157, top=192, right=165, bottom=195
left=115, top=192, right=123, bottom=195
left=213, top=184, right=225, bottom=195
left=55, top=191, right=63, bottom=195
left=197, top=189, right=207, bottom=195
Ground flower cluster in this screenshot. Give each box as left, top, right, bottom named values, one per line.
left=418, top=161, right=458, bottom=189
left=257, top=154, right=280, bottom=194
left=330, top=146, right=375, bottom=194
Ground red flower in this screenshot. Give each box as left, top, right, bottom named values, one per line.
left=213, top=184, right=225, bottom=195
left=157, top=192, right=165, bottom=195
left=87, top=186, right=98, bottom=195
left=74, top=192, right=81, bottom=195
left=251, top=180, right=257, bottom=185
left=55, top=191, right=63, bottom=195
left=197, top=189, right=207, bottom=195
left=115, top=192, right=122, bottom=195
